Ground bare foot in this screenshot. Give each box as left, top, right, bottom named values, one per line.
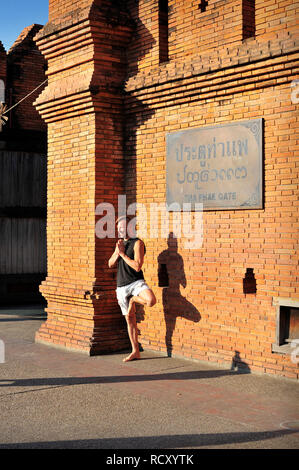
left=123, top=351, right=140, bottom=362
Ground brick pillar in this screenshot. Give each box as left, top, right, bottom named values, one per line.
left=34, top=1, right=134, bottom=354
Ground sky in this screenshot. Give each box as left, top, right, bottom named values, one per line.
left=0, top=0, right=49, bottom=52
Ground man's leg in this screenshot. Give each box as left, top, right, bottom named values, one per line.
left=123, top=287, right=156, bottom=362
left=127, top=288, right=156, bottom=316
left=123, top=303, right=140, bottom=362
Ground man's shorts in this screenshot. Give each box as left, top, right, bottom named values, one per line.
left=116, top=279, right=150, bottom=316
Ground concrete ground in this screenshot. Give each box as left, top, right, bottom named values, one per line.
left=0, top=304, right=298, bottom=450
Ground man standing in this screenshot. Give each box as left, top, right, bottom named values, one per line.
left=108, top=216, right=156, bottom=362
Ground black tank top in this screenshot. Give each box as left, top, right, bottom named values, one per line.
left=117, top=238, right=146, bottom=287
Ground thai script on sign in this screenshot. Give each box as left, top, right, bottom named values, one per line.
left=175, top=137, right=248, bottom=163
left=177, top=165, right=247, bottom=188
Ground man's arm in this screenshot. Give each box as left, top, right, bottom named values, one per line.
left=108, top=244, right=120, bottom=268
left=119, top=239, right=144, bottom=272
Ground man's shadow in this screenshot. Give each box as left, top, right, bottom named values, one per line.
left=158, top=232, right=201, bottom=357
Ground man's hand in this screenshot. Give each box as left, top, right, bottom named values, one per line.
left=108, top=240, right=123, bottom=268
left=117, top=239, right=125, bottom=255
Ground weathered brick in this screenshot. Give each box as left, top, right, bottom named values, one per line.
left=30, top=0, right=299, bottom=379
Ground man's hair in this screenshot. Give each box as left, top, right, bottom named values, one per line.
left=115, top=215, right=132, bottom=226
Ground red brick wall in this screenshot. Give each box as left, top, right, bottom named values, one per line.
left=124, top=0, right=299, bottom=379
left=34, top=0, right=134, bottom=354
left=256, top=0, right=298, bottom=38
left=34, top=1, right=298, bottom=378
left=49, top=0, right=91, bottom=21
left=125, top=83, right=298, bottom=379
left=126, top=0, right=298, bottom=74
left=7, top=25, right=46, bottom=131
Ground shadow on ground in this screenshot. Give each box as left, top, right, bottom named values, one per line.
left=0, top=366, right=251, bottom=391
left=0, top=429, right=297, bottom=449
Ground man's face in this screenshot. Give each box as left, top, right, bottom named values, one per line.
left=117, top=219, right=127, bottom=239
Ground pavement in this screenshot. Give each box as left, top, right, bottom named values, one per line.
left=0, top=303, right=298, bottom=450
